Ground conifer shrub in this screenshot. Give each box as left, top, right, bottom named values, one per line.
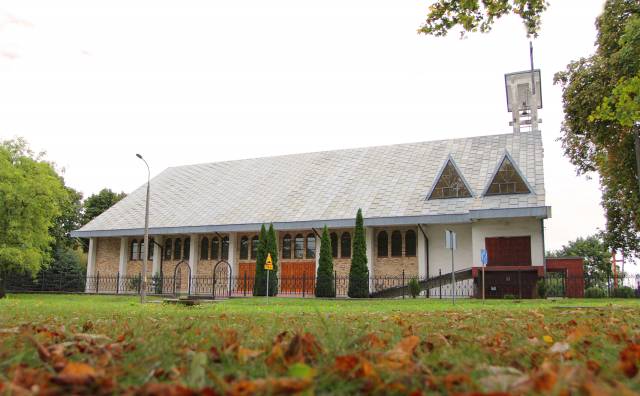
left=348, top=209, right=369, bottom=298
left=315, top=226, right=335, bottom=297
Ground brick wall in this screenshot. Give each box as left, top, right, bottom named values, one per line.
left=374, top=257, right=418, bottom=278
left=95, top=238, right=120, bottom=275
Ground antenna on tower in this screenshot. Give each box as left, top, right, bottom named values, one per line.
left=505, top=43, right=543, bottom=133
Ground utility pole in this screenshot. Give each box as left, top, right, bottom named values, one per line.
left=136, top=154, right=151, bottom=304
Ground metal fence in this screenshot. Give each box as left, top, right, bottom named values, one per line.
left=2, top=271, right=639, bottom=299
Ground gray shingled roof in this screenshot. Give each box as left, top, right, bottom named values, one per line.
left=72, top=131, right=549, bottom=237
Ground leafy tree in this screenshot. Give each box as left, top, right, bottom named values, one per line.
left=265, top=224, right=279, bottom=296
left=554, top=1, right=640, bottom=256
left=548, top=234, right=613, bottom=288
left=38, top=245, right=86, bottom=292
left=348, top=209, right=369, bottom=298
left=0, top=138, right=70, bottom=297
left=82, top=188, right=126, bottom=226
left=315, top=226, right=335, bottom=297
left=418, top=0, right=548, bottom=38
left=252, top=224, right=268, bottom=296
left=50, top=186, right=83, bottom=250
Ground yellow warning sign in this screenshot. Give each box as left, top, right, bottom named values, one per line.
left=265, top=253, right=273, bottom=270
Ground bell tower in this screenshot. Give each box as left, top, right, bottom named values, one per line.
left=505, top=42, right=543, bottom=133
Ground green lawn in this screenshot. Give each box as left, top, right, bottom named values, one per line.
left=1, top=294, right=639, bottom=395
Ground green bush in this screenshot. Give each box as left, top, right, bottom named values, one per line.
left=585, top=287, right=606, bottom=298
left=503, top=294, right=518, bottom=300
left=315, top=226, right=335, bottom=298
left=612, top=286, right=635, bottom=298
left=408, top=278, right=420, bottom=298
left=536, top=280, right=548, bottom=298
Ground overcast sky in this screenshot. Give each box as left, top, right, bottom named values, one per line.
left=0, top=0, right=607, bottom=251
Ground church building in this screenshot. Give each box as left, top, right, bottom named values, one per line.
left=71, top=69, right=555, bottom=298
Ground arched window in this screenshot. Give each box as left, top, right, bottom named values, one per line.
left=240, top=236, right=249, bottom=260
left=377, top=231, right=388, bottom=257
left=211, top=237, right=219, bottom=260
left=251, top=236, right=259, bottom=260
left=174, top=238, right=182, bottom=260
left=405, top=230, right=417, bottom=257
left=148, top=238, right=154, bottom=260
left=183, top=237, right=190, bottom=260
left=130, top=239, right=139, bottom=261
left=330, top=232, right=338, bottom=258
left=139, top=240, right=145, bottom=260
left=282, top=234, right=292, bottom=259
left=306, top=233, right=316, bottom=259
left=294, top=234, right=304, bottom=259
left=201, top=237, right=209, bottom=260
left=164, top=238, right=172, bottom=260
left=391, top=231, right=402, bottom=257
left=221, top=236, right=229, bottom=259
left=341, top=232, right=351, bottom=258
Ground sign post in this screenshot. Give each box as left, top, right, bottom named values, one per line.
left=265, top=253, right=273, bottom=303
left=445, top=230, right=456, bottom=304
left=480, top=249, right=488, bottom=302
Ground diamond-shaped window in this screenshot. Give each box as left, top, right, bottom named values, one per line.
left=428, top=159, right=472, bottom=200
left=485, top=156, right=531, bottom=195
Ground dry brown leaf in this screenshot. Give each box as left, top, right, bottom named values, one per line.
left=54, top=362, right=97, bottom=385
left=237, top=347, right=263, bottom=363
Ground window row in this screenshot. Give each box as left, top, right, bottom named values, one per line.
left=129, top=238, right=154, bottom=261
left=377, top=230, right=416, bottom=257
left=198, top=236, right=230, bottom=261
left=329, top=232, right=352, bottom=259
left=282, top=233, right=316, bottom=260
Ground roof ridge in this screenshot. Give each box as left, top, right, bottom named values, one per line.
left=166, top=131, right=520, bottom=170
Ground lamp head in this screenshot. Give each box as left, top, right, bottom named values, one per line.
left=136, top=153, right=143, bottom=159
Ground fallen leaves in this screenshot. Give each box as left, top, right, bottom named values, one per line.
left=53, top=362, right=97, bottom=385
left=619, top=343, right=640, bottom=378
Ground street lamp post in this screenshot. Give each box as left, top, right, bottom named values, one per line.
left=136, top=153, right=150, bottom=304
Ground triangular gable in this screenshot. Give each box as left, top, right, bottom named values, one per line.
left=484, top=151, right=533, bottom=196
left=427, top=156, right=473, bottom=200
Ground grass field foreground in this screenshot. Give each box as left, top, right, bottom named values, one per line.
left=1, top=295, right=640, bottom=395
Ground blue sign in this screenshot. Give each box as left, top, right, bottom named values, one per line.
left=480, top=249, right=488, bottom=267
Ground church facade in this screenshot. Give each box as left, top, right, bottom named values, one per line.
left=71, top=130, right=551, bottom=297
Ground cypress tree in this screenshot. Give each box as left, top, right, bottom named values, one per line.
left=252, top=224, right=268, bottom=296
left=348, top=208, right=369, bottom=298
left=315, top=226, right=335, bottom=297
left=266, top=224, right=279, bottom=296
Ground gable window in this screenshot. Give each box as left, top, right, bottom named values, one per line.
left=211, top=237, right=219, bottom=260
left=221, top=236, right=229, bottom=260
left=282, top=234, right=292, bottom=259
left=405, top=230, right=416, bottom=257
left=377, top=231, right=388, bottom=257
left=391, top=231, right=403, bottom=257
left=201, top=237, right=209, bottom=260
left=428, top=159, right=472, bottom=199
left=341, top=232, right=351, bottom=258
left=173, top=239, right=181, bottom=260
left=485, top=236, right=531, bottom=266
left=130, top=240, right=139, bottom=261
left=183, top=238, right=190, bottom=260
left=486, top=156, right=531, bottom=195
left=251, top=236, right=259, bottom=260
left=240, top=236, right=249, bottom=260
left=164, top=238, right=172, bottom=260
left=294, top=234, right=304, bottom=259
left=330, top=232, right=338, bottom=258
left=306, top=233, right=316, bottom=259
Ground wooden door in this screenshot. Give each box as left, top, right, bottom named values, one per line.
left=485, top=236, right=532, bottom=266
left=280, top=261, right=316, bottom=294
left=237, top=263, right=255, bottom=294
